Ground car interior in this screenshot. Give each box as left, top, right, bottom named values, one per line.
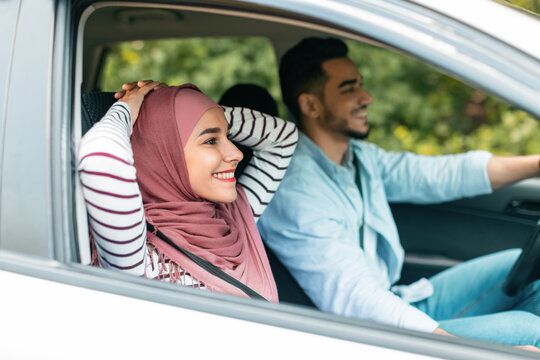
left=75, top=3, right=540, bottom=309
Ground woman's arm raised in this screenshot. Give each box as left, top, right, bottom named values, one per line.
left=77, top=81, right=163, bottom=275
left=223, top=107, right=298, bottom=221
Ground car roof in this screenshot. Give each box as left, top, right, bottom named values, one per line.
left=406, top=0, right=540, bottom=59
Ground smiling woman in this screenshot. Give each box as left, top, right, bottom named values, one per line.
left=77, top=82, right=297, bottom=300
left=184, top=107, right=244, bottom=203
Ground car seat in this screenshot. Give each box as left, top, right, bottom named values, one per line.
left=81, top=88, right=316, bottom=309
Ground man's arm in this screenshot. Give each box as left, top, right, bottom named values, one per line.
left=487, top=155, right=540, bottom=190
left=365, top=143, right=493, bottom=203
left=371, top=141, right=540, bottom=201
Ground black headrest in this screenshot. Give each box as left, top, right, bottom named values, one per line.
left=219, top=83, right=279, bottom=117
left=219, top=83, right=279, bottom=177
left=81, top=92, right=117, bottom=135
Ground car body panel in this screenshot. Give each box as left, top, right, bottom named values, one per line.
left=0, top=0, right=55, bottom=257
left=0, top=0, right=21, bottom=156
left=408, top=0, right=540, bottom=58
left=2, top=249, right=531, bottom=360
left=2, top=270, right=447, bottom=359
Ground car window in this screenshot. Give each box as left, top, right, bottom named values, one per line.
left=78, top=2, right=540, bottom=279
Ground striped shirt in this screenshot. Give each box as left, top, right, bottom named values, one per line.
left=78, top=102, right=297, bottom=288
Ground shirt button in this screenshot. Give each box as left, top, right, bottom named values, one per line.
left=346, top=185, right=353, bottom=192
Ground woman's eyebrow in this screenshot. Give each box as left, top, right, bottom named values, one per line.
left=198, top=127, right=222, bottom=137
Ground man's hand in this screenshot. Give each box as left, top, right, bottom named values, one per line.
left=115, top=80, right=166, bottom=124
left=432, top=327, right=456, bottom=337
left=433, top=327, right=540, bottom=353
left=514, top=345, right=540, bottom=353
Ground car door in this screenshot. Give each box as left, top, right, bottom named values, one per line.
left=2, top=1, right=539, bottom=359
left=394, top=181, right=540, bottom=283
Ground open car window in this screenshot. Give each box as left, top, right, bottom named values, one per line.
left=68, top=3, right=540, bottom=359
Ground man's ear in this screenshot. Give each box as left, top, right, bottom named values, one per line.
left=298, top=93, right=322, bottom=120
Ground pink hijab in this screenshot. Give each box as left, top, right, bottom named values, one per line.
left=131, top=84, right=278, bottom=302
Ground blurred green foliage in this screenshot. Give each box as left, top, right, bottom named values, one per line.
left=102, top=36, right=539, bottom=156
left=102, top=38, right=286, bottom=115
left=507, top=0, right=540, bottom=13
left=347, top=42, right=540, bottom=156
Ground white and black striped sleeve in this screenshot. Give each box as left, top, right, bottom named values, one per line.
left=223, top=106, right=298, bottom=221
left=77, top=102, right=147, bottom=276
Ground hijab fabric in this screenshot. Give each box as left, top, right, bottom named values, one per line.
left=131, top=84, right=278, bottom=302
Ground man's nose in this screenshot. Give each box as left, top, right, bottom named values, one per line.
left=359, top=88, right=373, bottom=106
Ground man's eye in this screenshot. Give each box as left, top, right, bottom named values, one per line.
left=343, top=87, right=355, bottom=93
left=204, top=137, right=217, bottom=145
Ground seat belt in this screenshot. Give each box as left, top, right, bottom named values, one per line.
left=146, top=222, right=268, bottom=301
left=353, top=154, right=365, bottom=249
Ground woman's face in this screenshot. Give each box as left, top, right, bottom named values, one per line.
left=184, top=107, right=243, bottom=203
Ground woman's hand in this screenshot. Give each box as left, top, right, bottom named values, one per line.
left=115, top=80, right=167, bottom=124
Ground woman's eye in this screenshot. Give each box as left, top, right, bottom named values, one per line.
left=204, top=137, right=217, bottom=145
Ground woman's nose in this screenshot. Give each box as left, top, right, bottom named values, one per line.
left=223, top=140, right=244, bottom=164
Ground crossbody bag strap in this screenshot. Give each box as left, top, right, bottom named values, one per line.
left=146, top=221, right=268, bottom=301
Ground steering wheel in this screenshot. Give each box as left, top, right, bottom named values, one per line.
left=503, top=222, right=540, bottom=296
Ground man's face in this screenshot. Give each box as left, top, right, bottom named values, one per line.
left=318, top=57, right=373, bottom=139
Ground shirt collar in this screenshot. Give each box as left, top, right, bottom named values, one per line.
left=298, top=132, right=353, bottom=177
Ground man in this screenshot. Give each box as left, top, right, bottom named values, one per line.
left=257, top=37, right=540, bottom=347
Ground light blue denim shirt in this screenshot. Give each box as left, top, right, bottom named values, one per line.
left=258, top=133, right=493, bottom=332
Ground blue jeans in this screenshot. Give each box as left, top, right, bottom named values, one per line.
left=412, top=249, right=540, bottom=346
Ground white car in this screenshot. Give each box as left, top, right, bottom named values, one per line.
left=1, top=0, right=539, bottom=359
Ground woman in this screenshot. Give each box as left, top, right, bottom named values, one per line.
left=78, top=81, right=297, bottom=302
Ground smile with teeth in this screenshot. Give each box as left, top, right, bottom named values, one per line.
left=212, top=169, right=236, bottom=182
left=352, top=108, right=368, bottom=120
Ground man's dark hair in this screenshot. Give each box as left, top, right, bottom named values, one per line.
left=279, top=37, right=348, bottom=124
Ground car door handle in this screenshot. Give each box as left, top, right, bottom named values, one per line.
left=506, top=200, right=540, bottom=217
